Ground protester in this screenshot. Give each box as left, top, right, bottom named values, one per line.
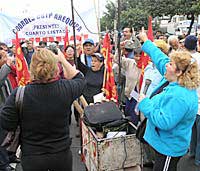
left=183, top=35, right=200, bottom=167
left=79, top=38, right=95, bottom=67
left=77, top=52, right=104, bottom=104
left=21, top=40, right=35, bottom=67
left=121, top=27, right=141, bottom=50
left=139, top=40, right=168, bottom=166
left=138, top=29, right=200, bottom=171
left=168, top=35, right=180, bottom=53
left=0, top=48, right=85, bottom=171
left=113, top=44, right=142, bottom=125
left=38, top=41, right=47, bottom=48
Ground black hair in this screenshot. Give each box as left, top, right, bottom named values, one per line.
left=122, top=27, right=133, bottom=33
left=64, top=45, right=74, bottom=52
left=39, top=41, right=47, bottom=46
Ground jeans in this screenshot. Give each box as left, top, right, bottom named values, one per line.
left=190, top=114, right=200, bottom=166
left=125, top=97, right=139, bottom=126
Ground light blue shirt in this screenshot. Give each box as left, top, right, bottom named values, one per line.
left=140, top=62, right=162, bottom=97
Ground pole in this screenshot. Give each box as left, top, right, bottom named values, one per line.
left=71, top=0, right=77, bottom=66
left=117, top=0, right=121, bottom=105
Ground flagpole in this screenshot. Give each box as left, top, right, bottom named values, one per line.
left=117, top=0, right=121, bottom=104
left=71, top=0, right=77, bottom=66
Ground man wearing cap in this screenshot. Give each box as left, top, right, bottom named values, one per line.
left=123, top=40, right=135, bottom=59
left=184, top=35, right=200, bottom=167
left=79, top=39, right=95, bottom=67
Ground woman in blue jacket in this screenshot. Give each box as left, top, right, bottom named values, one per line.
left=138, top=29, right=200, bottom=171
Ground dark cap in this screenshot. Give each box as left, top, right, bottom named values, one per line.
left=184, top=35, right=197, bottom=50
left=83, top=38, right=94, bottom=46
left=91, top=53, right=104, bottom=61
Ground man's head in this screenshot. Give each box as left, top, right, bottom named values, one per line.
left=168, top=35, right=179, bottom=51
left=83, top=39, right=95, bottom=56
left=26, top=40, right=34, bottom=51
left=184, top=35, right=197, bottom=51
left=122, top=27, right=133, bottom=40
left=122, top=40, right=134, bottom=56
left=39, top=41, right=47, bottom=48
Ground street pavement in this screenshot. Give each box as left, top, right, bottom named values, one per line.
left=13, top=114, right=200, bottom=171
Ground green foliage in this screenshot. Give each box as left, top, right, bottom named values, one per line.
left=100, top=0, right=200, bottom=33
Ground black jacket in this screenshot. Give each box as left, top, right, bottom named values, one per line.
left=0, top=73, right=85, bottom=156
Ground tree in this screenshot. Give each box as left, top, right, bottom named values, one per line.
left=101, top=0, right=200, bottom=35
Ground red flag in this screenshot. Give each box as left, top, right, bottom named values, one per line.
left=15, top=32, right=30, bottom=86
left=63, top=26, right=69, bottom=50
left=101, top=33, right=118, bottom=102
left=138, top=16, right=154, bottom=90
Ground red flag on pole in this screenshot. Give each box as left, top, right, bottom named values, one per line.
left=101, top=33, right=118, bottom=102
left=138, top=16, right=154, bottom=90
left=63, top=26, right=69, bottom=50
left=15, top=32, right=30, bottom=86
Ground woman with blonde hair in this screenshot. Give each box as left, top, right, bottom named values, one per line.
left=138, top=29, right=200, bottom=171
left=0, top=48, right=85, bottom=171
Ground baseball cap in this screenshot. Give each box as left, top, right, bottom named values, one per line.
left=91, top=53, right=104, bottom=62
left=83, top=39, right=94, bottom=46
left=184, top=35, right=197, bottom=50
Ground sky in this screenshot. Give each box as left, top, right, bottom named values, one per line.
left=0, top=0, right=115, bottom=17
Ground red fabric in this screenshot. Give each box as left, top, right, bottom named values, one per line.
left=42, top=37, right=48, bottom=42
left=49, top=37, right=54, bottom=42
left=35, top=37, right=40, bottom=43
left=102, top=33, right=118, bottom=103
left=138, top=16, right=154, bottom=91
left=56, top=36, right=62, bottom=42
left=15, top=32, right=30, bottom=86
left=8, top=65, right=18, bottom=89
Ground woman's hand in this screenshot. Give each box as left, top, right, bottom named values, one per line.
left=139, top=93, right=146, bottom=102
left=139, top=27, right=148, bottom=43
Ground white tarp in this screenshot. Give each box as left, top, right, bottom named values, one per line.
left=0, top=0, right=100, bottom=46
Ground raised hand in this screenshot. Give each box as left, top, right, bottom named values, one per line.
left=139, top=27, right=148, bottom=43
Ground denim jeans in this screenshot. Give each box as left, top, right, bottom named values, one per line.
left=190, top=114, right=200, bottom=166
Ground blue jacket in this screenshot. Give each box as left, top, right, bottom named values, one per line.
left=138, top=40, right=198, bottom=157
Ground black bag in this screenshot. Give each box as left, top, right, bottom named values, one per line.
left=1, top=86, right=25, bottom=152
left=83, top=101, right=123, bottom=131
left=136, top=118, right=147, bottom=143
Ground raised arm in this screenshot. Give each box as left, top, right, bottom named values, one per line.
left=139, top=29, right=169, bottom=76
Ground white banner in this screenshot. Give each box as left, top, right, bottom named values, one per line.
left=0, top=0, right=99, bottom=46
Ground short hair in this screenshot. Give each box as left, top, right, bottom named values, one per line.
left=39, top=41, right=47, bottom=46
left=64, top=45, right=74, bottom=52
left=122, top=27, right=133, bottom=33
left=30, top=48, right=58, bottom=82
left=168, top=35, right=178, bottom=44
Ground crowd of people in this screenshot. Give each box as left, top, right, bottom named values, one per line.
left=0, top=25, right=200, bottom=171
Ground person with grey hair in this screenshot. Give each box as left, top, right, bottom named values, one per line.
left=168, top=35, right=180, bottom=53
